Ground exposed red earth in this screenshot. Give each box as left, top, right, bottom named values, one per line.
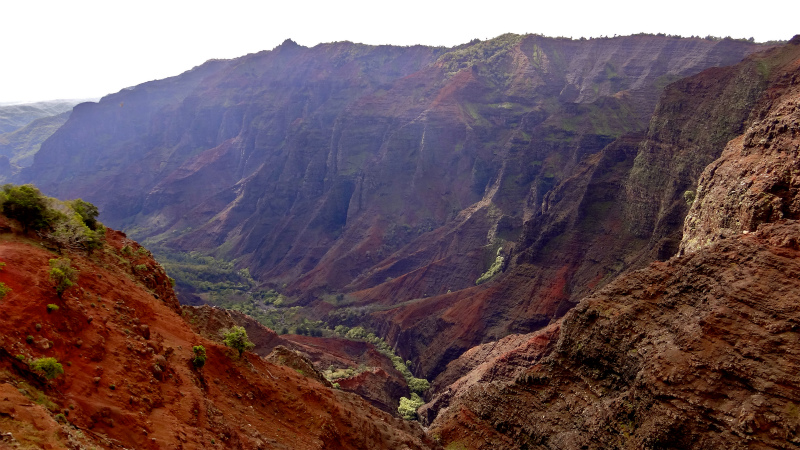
left=0, top=217, right=436, bottom=449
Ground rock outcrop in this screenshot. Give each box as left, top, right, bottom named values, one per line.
left=181, top=304, right=410, bottom=414
left=422, top=35, right=800, bottom=449
left=429, top=220, right=800, bottom=449
left=369, top=38, right=792, bottom=381
left=0, top=211, right=435, bottom=449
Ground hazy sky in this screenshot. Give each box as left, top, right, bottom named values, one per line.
left=1, top=0, right=797, bottom=103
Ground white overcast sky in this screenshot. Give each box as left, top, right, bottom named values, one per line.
left=1, top=0, right=797, bottom=103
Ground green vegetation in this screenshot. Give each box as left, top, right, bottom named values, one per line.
left=398, top=393, right=424, bottom=420
left=13, top=378, right=58, bottom=411
left=49, top=258, right=78, bottom=297
left=68, top=199, right=99, bottom=231
left=151, top=246, right=325, bottom=334
left=684, top=190, right=696, bottom=206
left=438, top=33, right=524, bottom=84
left=0, top=282, right=10, bottom=299
left=1, top=184, right=52, bottom=232
left=192, top=345, right=207, bottom=368
left=332, top=325, right=430, bottom=395
left=46, top=303, right=59, bottom=313
left=147, top=246, right=256, bottom=299
left=222, top=326, right=254, bottom=357
left=324, top=365, right=362, bottom=381
left=0, top=106, right=72, bottom=167
left=30, top=357, right=64, bottom=379
left=0, top=184, right=105, bottom=253
left=476, top=247, right=504, bottom=285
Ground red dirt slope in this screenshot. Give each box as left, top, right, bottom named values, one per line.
left=0, top=217, right=435, bottom=449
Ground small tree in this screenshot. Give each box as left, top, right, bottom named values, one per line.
left=398, top=393, right=424, bottom=420
left=222, top=326, right=254, bottom=357
left=192, top=345, right=207, bottom=368
left=68, top=199, right=100, bottom=230
left=31, top=357, right=64, bottom=379
left=1, top=184, right=51, bottom=232
left=49, top=258, right=78, bottom=297
left=408, top=377, right=430, bottom=395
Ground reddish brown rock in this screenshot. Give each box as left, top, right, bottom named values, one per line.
left=0, top=218, right=436, bottom=449
left=429, top=220, right=800, bottom=449
left=425, top=37, right=800, bottom=449
left=21, top=37, right=768, bottom=382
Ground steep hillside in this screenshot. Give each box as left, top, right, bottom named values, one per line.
left=360, top=38, right=798, bottom=381
left=0, top=191, right=435, bottom=449
left=22, top=36, right=763, bottom=293
left=16, top=35, right=768, bottom=379
left=181, top=304, right=412, bottom=414
left=422, top=36, right=800, bottom=449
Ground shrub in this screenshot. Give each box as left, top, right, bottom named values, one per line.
left=475, top=247, right=504, bottom=285
left=0, top=282, right=11, bottom=299
left=684, top=190, right=696, bottom=205
left=1, top=184, right=51, bottom=232
left=192, top=345, right=207, bottom=368
left=30, top=357, right=64, bottom=379
left=68, top=199, right=99, bottom=230
left=398, top=393, right=424, bottom=420
left=46, top=214, right=103, bottom=254
left=49, top=258, right=78, bottom=297
left=222, top=326, right=254, bottom=357
left=408, top=377, right=430, bottom=395
left=46, top=304, right=59, bottom=313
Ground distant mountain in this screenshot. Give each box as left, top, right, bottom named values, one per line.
left=0, top=100, right=82, bottom=135
left=20, top=34, right=770, bottom=380
left=0, top=111, right=71, bottom=171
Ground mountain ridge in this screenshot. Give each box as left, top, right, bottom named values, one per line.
left=18, top=33, right=773, bottom=381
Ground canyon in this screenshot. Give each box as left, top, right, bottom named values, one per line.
left=17, top=34, right=769, bottom=379
left=0, top=33, right=799, bottom=448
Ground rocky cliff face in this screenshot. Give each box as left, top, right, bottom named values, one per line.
left=22, top=36, right=762, bottom=289
left=422, top=36, right=800, bottom=449
left=428, top=220, right=800, bottom=449
left=681, top=39, right=800, bottom=252
left=18, top=35, right=768, bottom=380
left=0, top=212, right=435, bottom=449
left=367, top=39, right=786, bottom=381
